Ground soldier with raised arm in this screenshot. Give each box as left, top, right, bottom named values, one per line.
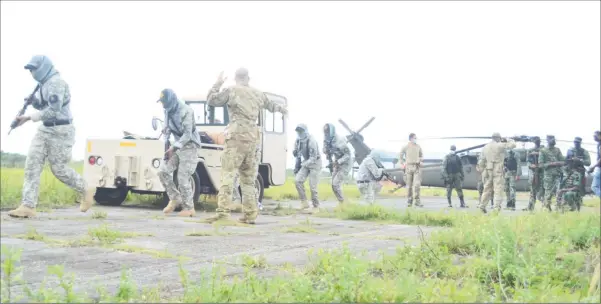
left=538, top=135, right=565, bottom=211
left=8, top=55, right=94, bottom=218
left=503, top=149, right=521, bottom=211
left=441, top=145, right=466, bottom=208
left=323, top=123, right=354, bottom=205
left=477, top=132, right=516, bottom=213
left=294, top=124, right=323, bottom=212
left=158, top=89, right=202, bottom=217
left=525, top=136, right=545, bottom=211
left=204, top=68, right=288, bottom=224
left=399, top=133, right=423, bottom=207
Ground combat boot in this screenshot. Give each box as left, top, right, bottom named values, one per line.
left=407, top=198, right=413, bottom=207
left=163, top=200, right=178, bottom=214
left=238, top=213, right=257, bottom=224
left=8, top=205, right=36, bottom=218
left=80, top=189, right=95, bottom=213
left=447, top=197, right=453, bottom=208
left=459, top=196, right=467, bottom=208
left=300, top=200, right=310, bottom=210
left=178, top=208, right=195, bottom=217
left=204, top=212, right=230, bottom=223
left=415, top=200, right=423, bottom=207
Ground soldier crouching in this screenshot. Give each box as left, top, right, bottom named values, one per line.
left=356, top=150, right=385, bottom=205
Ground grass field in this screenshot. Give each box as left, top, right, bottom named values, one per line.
left=1, top=166, right=599, bottom=210
left=1, top=205, right=599, bottom=302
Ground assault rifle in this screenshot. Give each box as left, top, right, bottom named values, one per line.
left=323, top=139, right=334, bottom=175
left=293, top=139, right=302, bottom=175
left=373, top=159, right=406, bottom=193
left=8, top=84, right=41, bottom=135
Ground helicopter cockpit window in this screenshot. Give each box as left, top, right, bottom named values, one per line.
left=185, top=101, right=227, bottom=126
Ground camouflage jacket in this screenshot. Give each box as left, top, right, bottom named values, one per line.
left=323, top=135, right=353, bottom=166
left=206, top=83, right=286, bottom=143
left=357, top=156, right=383, bottom=182
left=298, top=135, right=322, bottom=169
left=164, top=100, right=202, bottom=149
left=30, top=74, right=73, bottom=124
left=539, top=146, right=565, bottom=176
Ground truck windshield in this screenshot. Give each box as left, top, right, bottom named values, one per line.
left=186, top=101, right=227, bottom=126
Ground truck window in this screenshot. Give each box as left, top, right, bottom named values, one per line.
left=274, top=112, right=284, bottom=133
left=264, top=111, right=274, bottom=132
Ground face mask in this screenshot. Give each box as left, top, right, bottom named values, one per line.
left=297, top=131, right=307, bottom=140
left=410, top=138, right=416, bottom=144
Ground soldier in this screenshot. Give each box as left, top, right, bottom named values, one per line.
left=441, top=145, right=466, bottom=208
left=399, top=133, right=424, bottom=207
left=232, top=141, right=264, bottom=210
left=323, top=123, right=354, bottom=205
left=477, top=153, right=494, bottom=207
left=556, top=158, right=582, bottom=212
left=158, top=89, right=202, bottom=217
left=476, top=133, right=516, bottom=213
left=9, top=55, right=94, bottom=218
left=294, top=124, right=323, bottom=212
left=356, top=149, right=387, bottom=205
left=566, top=137, right=591, bottom=210
left=204, top=68, right=287, bottom=224
left=524, top=136, right=545, bottom=211
left=503, top=149, right=521, bottom=211
left=538, top=135, right=565, bottom=211
left=588, top=131, right=601, bottom=198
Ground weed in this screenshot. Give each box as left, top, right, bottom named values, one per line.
left=281, top=218, right=319, bottom=233
left=91, top=210, right=107, bottom=219
left=240, top=254, right=268, bottom=269
left=87, top=224, right=152, bottom=244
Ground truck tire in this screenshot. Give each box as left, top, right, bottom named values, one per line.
left=235, top=174, right=265, bottom=203
left=161, top=170, right=201, bottom=210
left=94, top=188, right=129, bottom=206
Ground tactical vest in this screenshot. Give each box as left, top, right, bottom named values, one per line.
left=445, top=154, right=461, bottom=174
left=505, top=153, right=517, bottom=171
left=166, top=106, right=196, bottom=138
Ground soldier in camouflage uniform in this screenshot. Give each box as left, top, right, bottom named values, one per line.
left=158, top=89, right=202, bottom=217
left=356, top=149, right=385, bottom=205
left=441, top=145, right=466, bottom=208
left=525, top=136, right=545, bottom=211
left=566, top=137, right=591, bottom=210
left=323, top=123, right=354, bottom=205
left=400, top=133, right=424, bottom=207
left=556, top=158, right=582, bottom=212
left=9, top=55, right=95, bottom=218
left=503, top=149, right=521, bottom=211
left=294, top=124, right=323, bottom=212
left=538, top=135, right=565, bottom=211
left=232, top=141, right=263, bottom=210
left=477, top=133, right=516, bottom=213
left=477, top=153, right=494, bottom=207
left=204, top=69, right=287, bottom=224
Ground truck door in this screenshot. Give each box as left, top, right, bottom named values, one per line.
left=261, top=93, right=288, bottom=185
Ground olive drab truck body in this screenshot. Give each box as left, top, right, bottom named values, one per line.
left=83, top=92, right=288, bottom=206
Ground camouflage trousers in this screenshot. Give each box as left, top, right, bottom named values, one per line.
left=22, top=125, right=86, bottom=208
left=232, top=143, right=262, bottom=204
left=331, top=162, right=351, bottom=203
left=542, top=172, right=560, bottom=211
left=558, top=190, right=581, bottom=212
left=445, top=173, right=464, bottom=199
left=405, top=164, right=422, bottom=206
left=158, top=143, right=198, bottom=210
left=295, top=164, right=322, bottom=208
left=527, top=170, right=544, bottom=210
left=216, top=139, right=260, bottom=220
left=478, top=174, right=493, bottom=206
left=357, top=181, right=379, bottom=204
left=504, top=171, right=517, bottom=208
left=478, top=168, right=505, bottom=212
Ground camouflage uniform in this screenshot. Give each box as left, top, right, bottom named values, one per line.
left=539, top=135, right=565, bottom=211
left=232, top=141, right=263, bottom=210
left=159, top=89, right=202, bottom=216
left=477, top=161, right=494, bottom=207
left=503, top=149, right=521, bottom=210
left=566, top=137, right=591, bottom=210
left=557, top=161, right=582, bottom=212
left=526, top=140, right=545, bottom=211
left=205, top=68, right=287, bottom=223
left=356, top=150, right=384, bottom=205
left=9, top=55, right=94, bottom=218
left=477, top=133, right=516, bottom=213
left=323, top=123, right=354, bottom=204
left=294, top=124, right=323, bottom=211
left=441, top=146, right=466, bottom=208
left=400, top=137, right=424, bottom=207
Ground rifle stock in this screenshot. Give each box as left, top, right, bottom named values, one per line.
left=8, top=84, right=40, bottom=135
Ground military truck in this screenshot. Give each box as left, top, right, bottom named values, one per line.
left=83, top=92, right=288, bottom=207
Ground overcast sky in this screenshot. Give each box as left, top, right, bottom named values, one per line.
left=1, top=1, right=599, bottom=167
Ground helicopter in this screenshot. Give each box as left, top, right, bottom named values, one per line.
left=337, top=117, right=595, bottom=194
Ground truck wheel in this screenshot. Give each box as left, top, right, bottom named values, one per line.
left=161, top=171, right=201, bottom=210
left=94, top=188, right=129, bottom=206
left=235, top=174, right=265, bottom=203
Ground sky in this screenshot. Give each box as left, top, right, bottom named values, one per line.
left=1, top=0, right=600, bottom=168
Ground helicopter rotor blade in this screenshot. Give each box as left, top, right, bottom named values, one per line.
left=337, top=119, right=354, bottom=135
left=355, top=117, right=375, bottom=134
left=455, top=143, right=487, bottom=154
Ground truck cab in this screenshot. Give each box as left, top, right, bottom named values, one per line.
left=84, top=92, right=288, bottom=207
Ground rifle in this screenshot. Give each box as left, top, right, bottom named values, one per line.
left=293, top=139, right=302, bottom=175
left=323, top=138, right=334, bottom=175
left=374, top=159, right=406, bottom=193
left=8, top=84, right=41, bottom=135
